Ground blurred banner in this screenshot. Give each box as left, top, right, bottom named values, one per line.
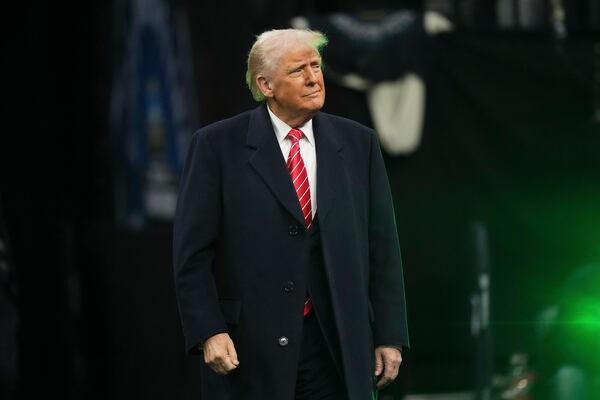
left=109, top=0, right=198, bottom=230
left=295, top=3, right=599, bottom=157
left=293, top=10, right=452, bottom=155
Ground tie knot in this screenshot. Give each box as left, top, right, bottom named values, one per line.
left=288, top=128, right=304, bottom=143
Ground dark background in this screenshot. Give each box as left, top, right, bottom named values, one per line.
left=1, top=0, right=599, bottom=399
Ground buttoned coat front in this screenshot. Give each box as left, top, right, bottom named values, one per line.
left=173, top=104, right=409, bottom=400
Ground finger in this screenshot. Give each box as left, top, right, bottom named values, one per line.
left=208, top=358, right=232, bottom=375
left=221, top=356, right=238, bottom=372
left=213, top=352, right=238, bottom=374
left=205, top=348, right=229, bottom=373
left=376, top=357, right=400, bottom=389
left=227, top=340, right=239, bottom=366
left=374, top=350, right=384, bottom=376
left=208, top=359, right=225, bottom=375
left=385, top=354, right=400, bottom=373
left=376, top=374, right=392, bottom=389
left=376, top=371, right=397, bottom=389
left=385, top=365, right=399, bottom=381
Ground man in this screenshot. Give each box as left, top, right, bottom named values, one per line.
left=173, top=28, right=409, bottom=400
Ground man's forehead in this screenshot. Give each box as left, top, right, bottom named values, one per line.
left=280, top=47, right=320, bottom=63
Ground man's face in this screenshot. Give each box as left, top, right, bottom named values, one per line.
left=260, top=46, right=325, bottom=126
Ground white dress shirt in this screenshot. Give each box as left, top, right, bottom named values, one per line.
left=267, top=105, right=317, bottom=218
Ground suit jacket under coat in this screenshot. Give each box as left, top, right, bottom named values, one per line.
left=173, top=104, right=409, bottom=400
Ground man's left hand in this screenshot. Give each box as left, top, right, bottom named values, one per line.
left=374, top=346, right=402, bottom=389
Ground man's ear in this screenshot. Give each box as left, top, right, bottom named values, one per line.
left=256, top=76, right=274, bottom=98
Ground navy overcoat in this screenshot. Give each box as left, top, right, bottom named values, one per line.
left=173, top=104, right=409, bottom=400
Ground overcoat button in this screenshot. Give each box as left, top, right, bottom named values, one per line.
left=288, top=225, right=299, bottom=236
left=283, top=281, right=295, bottom=293
left=278, top=336, right=289, bottom=347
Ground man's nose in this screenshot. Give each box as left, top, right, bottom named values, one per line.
left=305, top=67, right=317, bottom=84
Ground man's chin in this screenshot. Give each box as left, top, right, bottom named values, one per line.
left=305, top=97, right=324, bottom=112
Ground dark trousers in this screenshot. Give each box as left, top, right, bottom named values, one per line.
left=295, top=311, right=347, bottom=400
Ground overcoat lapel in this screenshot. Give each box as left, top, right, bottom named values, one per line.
left=247, top=105, right=305, bottom=226
left=246, top=105, right=344, bottom=228
left=313, top=112, right=344, bottom=226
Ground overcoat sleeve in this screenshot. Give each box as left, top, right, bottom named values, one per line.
left=368, top=131, right=410, bottom=351
left=172, top=130, right=227, bottom=355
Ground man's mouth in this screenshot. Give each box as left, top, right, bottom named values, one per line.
left=304, top=91, right=321, bottom=98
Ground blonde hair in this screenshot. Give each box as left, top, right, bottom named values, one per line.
left=245, top=28, right=328, bottom=102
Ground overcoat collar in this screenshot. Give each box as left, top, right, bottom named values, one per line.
left=246, top=104, right=344, bottom=227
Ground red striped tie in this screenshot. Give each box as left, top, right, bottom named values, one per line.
left=286, top=128, right=313, bottom=316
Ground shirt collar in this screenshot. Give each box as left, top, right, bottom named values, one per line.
left=267, top=104, right=314, bottom=145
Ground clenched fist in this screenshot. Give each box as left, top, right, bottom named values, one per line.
left=203, top=333, right=239, bottom=375
left=374, top=346, right=402, bottom=389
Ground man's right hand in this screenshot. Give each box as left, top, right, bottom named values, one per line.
left=203, top=332, right=239, bottom=375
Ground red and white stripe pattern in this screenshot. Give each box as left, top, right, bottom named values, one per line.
left=286, top=128, right=313, bottom=316
left=286, top=128, right=312, bottom=230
